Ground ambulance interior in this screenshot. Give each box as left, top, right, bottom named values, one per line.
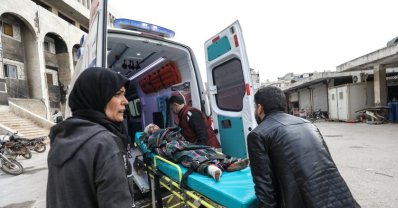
left=106, top=29, right=206, bottom=136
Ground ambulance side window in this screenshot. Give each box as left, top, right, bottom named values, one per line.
left=128, top=98, right=141, bottom=118
left=212, top=58, right=245, bottom=111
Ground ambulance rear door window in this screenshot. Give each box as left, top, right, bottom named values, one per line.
left=212, top=58, right=245, bottom=111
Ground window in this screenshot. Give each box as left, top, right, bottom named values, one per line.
left=58, top=12, right=75, bottom=25
left=212, top=58, right=245, bottom=111
left=46, top=73, right=54, bottom=85
left=339, top=92, right=344, bottom=100
left=331, top=94, right=335, bottom=101
left=80, top=25, right=88, bottom=33
left=44, top=41, right=49, bottom=52
left=31, top=0, right=52, bottom=11
left=3, top=64, right=17, bottom=79
left=44, top=37, right=56, bottom=54
left=3, top=22, right=13, bottom=37
left=128, top=98, right=141, bottom=118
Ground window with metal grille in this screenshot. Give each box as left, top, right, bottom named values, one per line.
left=3, top=64, right=17, bottom=79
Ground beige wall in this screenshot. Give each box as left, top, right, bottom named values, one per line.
left=9, top=98, right=46, bottom=118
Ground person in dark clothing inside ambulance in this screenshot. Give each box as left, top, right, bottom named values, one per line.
left=46, top=67, right=133, bottom=208
left=168, top=95, right=221, bottom=148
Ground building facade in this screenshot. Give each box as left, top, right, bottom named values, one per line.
left=0, top=0, right=89, bottom=118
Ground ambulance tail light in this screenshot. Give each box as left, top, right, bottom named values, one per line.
left=234, top=35, right=239, bottom=47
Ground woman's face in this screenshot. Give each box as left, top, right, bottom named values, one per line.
left=105, top=86, right=128, bottom=123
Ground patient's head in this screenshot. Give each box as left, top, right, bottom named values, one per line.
left=144, top=123, right=160, bottom=135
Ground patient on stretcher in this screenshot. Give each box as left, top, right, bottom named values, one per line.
left=142, top=124, right=249, bottom=182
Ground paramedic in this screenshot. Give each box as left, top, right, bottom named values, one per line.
left=247, top=86, right=359, bottom=208
left=143, top=123, right=249, bottom=182
left=47, top=67, right=133, bottom=208
left=168, top=95, right=220, bottom=148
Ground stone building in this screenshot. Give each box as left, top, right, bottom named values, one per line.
left=0, top=0, right=90, bottom=118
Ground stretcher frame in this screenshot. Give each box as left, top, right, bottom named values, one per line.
left=135, top=145, right=222, bottom=208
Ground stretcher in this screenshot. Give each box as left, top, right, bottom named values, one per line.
left=134, top=132, right=257, bottom=208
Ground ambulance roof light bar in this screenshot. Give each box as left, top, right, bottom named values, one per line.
left=113, top=18, right=175, bottom=39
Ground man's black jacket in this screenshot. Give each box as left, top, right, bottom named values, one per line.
left=247, top=112, right=359, bottom=208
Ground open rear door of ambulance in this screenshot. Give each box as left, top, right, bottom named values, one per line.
left=65, top=0, right=108, bottom=118
left=205, top=21, right=256, bottom=158
left=79, top=0, right=108, bottom=71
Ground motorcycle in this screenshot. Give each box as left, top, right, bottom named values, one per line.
left=12, top=136, right=47, bottom=153
left=1, top=132, right=32, bottom=159
left=4, top=140, right=32, bottom=159
left=0, top=141, right=24, bottom=175
left=308, top=109, right=328, bottom=123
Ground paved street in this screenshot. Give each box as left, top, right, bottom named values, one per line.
left=0, top=121, right=397, bottom=208
left=314, top=121, right=398, bottom=208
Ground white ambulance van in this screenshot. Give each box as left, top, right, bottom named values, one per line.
left=69, top=0, right=256, bottom=159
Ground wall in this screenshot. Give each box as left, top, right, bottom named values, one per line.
left=56, top=52, right=71, bottom=85
left=0, top=78, right=8, bottom=105
left=311, top=83, right=328, bottom=111
left=44, top=51, right=58, bottom=68
left=299, top=88, right=311, bottom=112
left=9, top=98, right=46, bottom=118
left=2, top=36, right=24, bottom=62
left=9, top=101, right=54, bottom=129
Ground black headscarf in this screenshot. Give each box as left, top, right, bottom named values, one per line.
left=68, top=67, right=131, bottom=149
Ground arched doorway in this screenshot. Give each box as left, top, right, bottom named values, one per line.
left=43, top=32, right=70, bottom=114
left=0, top=12, right=39, bottom=104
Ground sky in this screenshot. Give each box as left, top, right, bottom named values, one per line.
left=109, top=0, right=398, bottom=82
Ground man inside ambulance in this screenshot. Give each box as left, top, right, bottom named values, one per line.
left=168, top=95, right=221, bottom=148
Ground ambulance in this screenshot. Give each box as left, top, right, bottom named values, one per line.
left=70, top=0, right=256, bottom=160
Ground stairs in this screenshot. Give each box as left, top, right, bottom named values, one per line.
left=0, top=106, right=50, bottom=139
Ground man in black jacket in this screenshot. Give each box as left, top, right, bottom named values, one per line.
left=247, top=86, right=359, bottom=208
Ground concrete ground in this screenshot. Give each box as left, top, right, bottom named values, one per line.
left=0, top=121, right=397, bottom=208
left=314, top=121, right=398, bottom=208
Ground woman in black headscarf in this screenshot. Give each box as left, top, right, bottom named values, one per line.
left=47, top=67, right=133, bottom=208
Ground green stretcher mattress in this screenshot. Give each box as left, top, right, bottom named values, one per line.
left=135, top=132, right=257, bottom=208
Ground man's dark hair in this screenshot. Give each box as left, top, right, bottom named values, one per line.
left=168, top=95, right=185, bottom=105
left=254, top=86, right=287, bottom=114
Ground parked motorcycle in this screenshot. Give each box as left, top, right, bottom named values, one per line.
left=13, top=136, right=47, bottom=153
left=1, top=132, right=32, bottom=159
left=0, top=141, right=24, bottom=175
left=4, top=140, right=32, bottom=159
left=308, top=109, right=328, bottom=123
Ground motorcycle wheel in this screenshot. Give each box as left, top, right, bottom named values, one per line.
left=22, top=147, right=32, bottom=159
left=23, top=152, right=32, bottom=159
left=1, top=158, right=24, bottom=175
left=34, top=143, right=46, bottom=153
